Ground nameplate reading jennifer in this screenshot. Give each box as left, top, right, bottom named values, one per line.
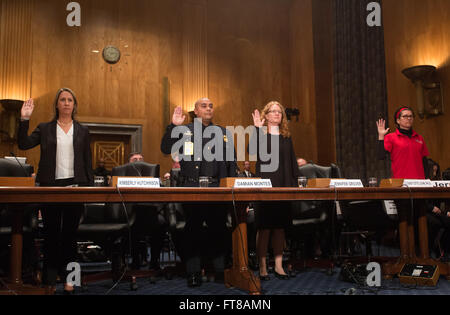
left=329, top=179, right=364, bottom=188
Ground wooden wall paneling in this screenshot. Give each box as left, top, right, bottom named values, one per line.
left=0, top=0, right=33, bottom=101
left=181, top=0, right=208, bottom=115
left=1, top=0, right=322, bottom=176
left=207, top=0, right=292, bottom=127
left=311, top=0, right=336, bottom=166
left=383, top=0, right=450, bottom=169
left=0, top=0, right=34, bottom=160
left=289, top=0, right=318, bottom=163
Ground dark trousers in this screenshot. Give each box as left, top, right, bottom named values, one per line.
left=131, top=205, right=165, bottom=268
left=41, top=179, right=82, bottom=286
left=182, top=203, right=229, bottom=274
left=427, top=212, right=450, bottom=255
left=247, top=207, right=256, bottom=253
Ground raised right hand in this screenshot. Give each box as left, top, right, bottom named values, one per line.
left=172, top=106, right=186, bottom=126
left=376, top=119, right=389, bottom=140
left=252, top=109, right=265, bottom=128
left=21, top=99, right=34, bottom=119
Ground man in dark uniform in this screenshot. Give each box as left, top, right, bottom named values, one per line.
left=161, top=98, right=236, bottom=287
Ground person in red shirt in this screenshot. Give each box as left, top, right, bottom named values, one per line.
left=376, top=107, right=430, bottom=179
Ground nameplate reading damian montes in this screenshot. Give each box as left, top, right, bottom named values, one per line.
left=234, top=179, right=272, bottom=188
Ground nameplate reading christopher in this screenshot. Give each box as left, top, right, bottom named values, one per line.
left=234, top=179, right=272, bottom=188
left=403, top=179, right=433, bottom=188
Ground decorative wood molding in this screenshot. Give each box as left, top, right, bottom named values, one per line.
left=182, top=0, right=208, bottom=113
left=0, top=0, right=33, bottom=100
left=81, top=122, right=142, bottom=154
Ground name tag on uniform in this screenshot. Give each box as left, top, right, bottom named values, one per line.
left=402, top=179, right=433, bottom=188
left=329, top=179, right=364, bottom=188
left=117, top=177, right=161, bottom=188
left=432, top=181, right=450, bottom=188
left=184, top=142, right=194, bottom=156
left=234, top=179, right=272, bottom=188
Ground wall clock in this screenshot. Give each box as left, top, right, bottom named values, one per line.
left=102, top=46, right=121, bottom=64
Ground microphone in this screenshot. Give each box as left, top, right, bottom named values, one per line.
left=129, top=161, right=142, bottom=177
left=10, top=152, right=29, bottom=177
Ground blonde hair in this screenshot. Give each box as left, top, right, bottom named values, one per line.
left=261, top=101, right=291, bottom=138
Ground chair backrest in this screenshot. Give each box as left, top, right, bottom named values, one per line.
left=0, top=158, right=33, bottom=177
left=0, top=158, right=37, bottom=233
left=170, top=168, right=181, bottom=187
left=340, top=200, right=397, bottom=230
left=112, top=161, right=160, bottom=178
left=298, top=163, right=341, bottom=179
left=292, top=163, right=342, bottom=221
left=84, top=162, right=160, bottom=226
left=80, top=202, right=136, bottom=225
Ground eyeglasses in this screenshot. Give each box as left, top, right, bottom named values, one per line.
left=400, top=115, right=414, bottom=119
left=267, top=110, right=283, bottom=114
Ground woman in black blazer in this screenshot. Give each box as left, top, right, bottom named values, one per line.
left=18, top=88, right=93, bottom=293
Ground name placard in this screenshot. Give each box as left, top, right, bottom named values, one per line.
left=402, top=179, right=433, bottom=188
left=432, top=181, right=450, bottom=188
left=329, top=179, right=364, bottom=188
left=383, top=200, right=398, bottom=215
left=116, top=177, right=160, bottom=188
left=234, top=179, right=272, bottom=188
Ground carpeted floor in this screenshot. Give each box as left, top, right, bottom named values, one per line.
left=57, top=242, right=450, bottom=296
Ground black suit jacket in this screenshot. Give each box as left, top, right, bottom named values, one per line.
left=161, top=122, right=236, bottom=186
left=239, top=170, right=255, bottom=178
left=18, top=120, right=94, bottom=186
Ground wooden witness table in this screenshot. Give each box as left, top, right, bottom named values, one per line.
left=0, top=186, right=450, bottom=294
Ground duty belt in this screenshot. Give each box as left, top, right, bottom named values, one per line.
left=184, top=176, right=219, bottom=184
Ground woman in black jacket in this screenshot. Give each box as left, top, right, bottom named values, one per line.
left=19, top=88, right=93, bottom=293
left=251, top=101, right=299, bottom=280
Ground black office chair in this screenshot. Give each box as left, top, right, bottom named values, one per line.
left=337, top=200, right=398, bottom=263
left=79, top=161, right=162, bottom=289
left=0, top=158, right=33, bottom=177
left=286, top=163, right=342, bottom=275
left=77, top=202, right=136, bottom=284
left=0, top=158, right=39, bottom=283
left=114, top=162, right=163, bottom=270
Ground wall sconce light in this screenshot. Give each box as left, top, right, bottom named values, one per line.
left=285, top=108, right=300, bottom=121
left=402, top=65, right=444, bottom=119
left=0, top=99, right=23, bottom=142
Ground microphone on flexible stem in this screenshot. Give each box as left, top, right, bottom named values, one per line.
left=10, top=152, right=29, bottom=177
left=129, top=162, right=142, bottom=177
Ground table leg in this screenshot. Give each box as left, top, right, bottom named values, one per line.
left=383, top=201, right=413, bottom=277
left=417, top=200, right=430, bottom=259
left=10, top=207, right=23, bottom=285
left=0, top=206, right=52, bottom=295
left=224, top=204, right=261, bottom=294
